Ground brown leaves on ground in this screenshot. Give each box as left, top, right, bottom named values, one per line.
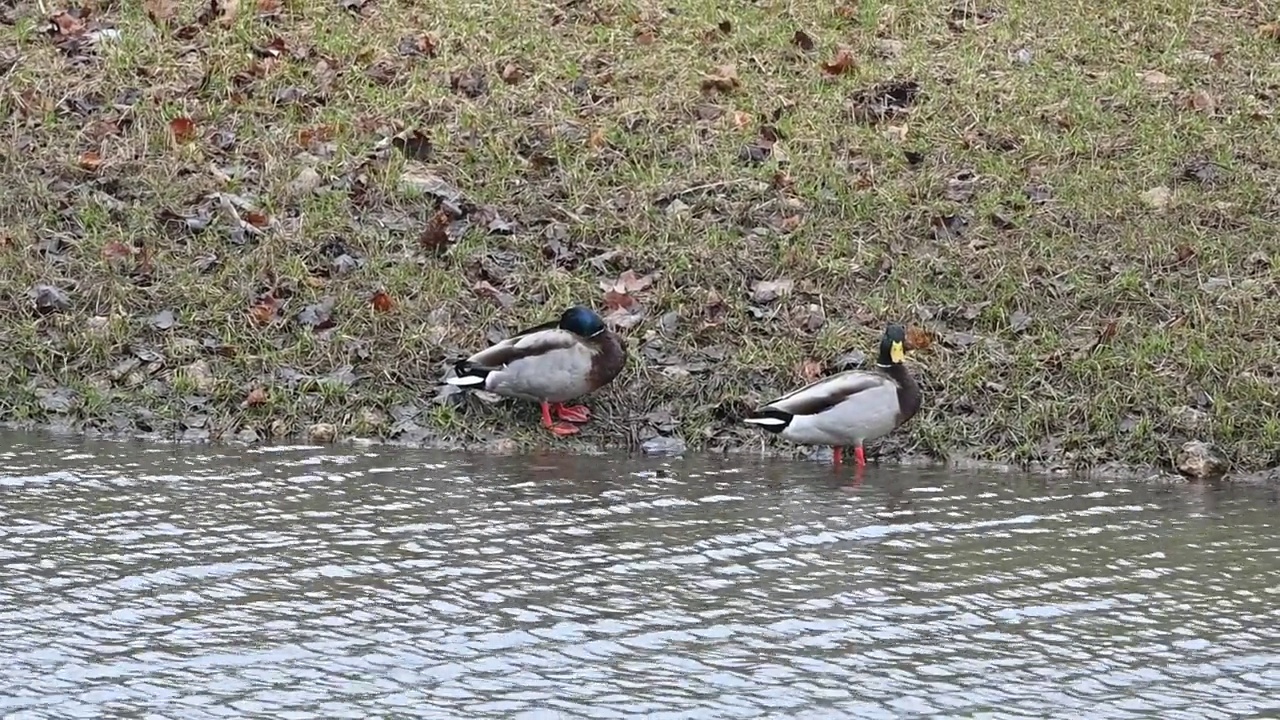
left=418, top=210, right=453, bottom=254
left=750, top=278, right=794, bottom=304
left=600, top=269, right=657, bottom=329
left=169, top=117, right=197, bottom=144
left=244, top=386, right=269, bottom=407
left=144, top=0, right=179, bottom=25
left=800, top=358, right=825, bottom=383
left=371, top=290, right=394, bottom=313
left=821, top=45, right=855, bottom=76
left=701, top=64, right=739, bottom=93
left=248, top=296, right=283, bottom=327
left=905, top=326, right=934, bottom=351
left=78, top=151, right=103, bottom=172
left=196, top=0, right=240, bottom=27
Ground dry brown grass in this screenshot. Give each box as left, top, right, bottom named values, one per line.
left=1, top=0, right=1278, bottom=474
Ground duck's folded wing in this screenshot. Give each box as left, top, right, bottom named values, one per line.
left=466, top=327, right=581, bottom=369
left=761, top=371, right=893, bottom=417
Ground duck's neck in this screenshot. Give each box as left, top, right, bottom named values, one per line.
left=881, top=362, right=922, bottom=425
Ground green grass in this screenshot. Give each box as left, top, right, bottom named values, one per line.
left=1, top=0, right=1278, bottom=475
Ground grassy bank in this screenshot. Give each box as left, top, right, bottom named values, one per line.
left=2, top=0, right=1278, bottom=474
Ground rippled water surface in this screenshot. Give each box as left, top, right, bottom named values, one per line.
left=2, top=432, right=1279, bottom=719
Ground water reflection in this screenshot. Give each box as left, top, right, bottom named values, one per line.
left=0, top=432, right=1277, bottom=718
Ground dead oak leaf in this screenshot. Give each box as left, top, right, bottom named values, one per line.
left=700, top=64, right=739, bottom=93
left=821, top=45, right=855, bottom=76
left=601, top=269, right=657, bottom=295
left=143, top=0, right=178, bottom=25
left=78, top=151, right=103, bottom=171
left=603, top=289, right=636, bottom=311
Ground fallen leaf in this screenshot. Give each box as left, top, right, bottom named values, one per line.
left=169, top=117, right=197, bottom=143
left=398, top=33, right=438, bottom=56
left=371, top=289, right=394, bottom=313
left=102, top=241, right=133, bottom=261
left=151, top=309, right=177, bottom=330
left=800, top=359, right=824, bottom=382
left=821, top=45, right=855, bottom=76
left=257, top=0, right=282, bottom=17
left=603, top=289, right=636, bottom=311
left=601, top=269, right=657, bottom=295
left=215, top=0, right=239, bottom=25
left=1141, top=186, right=1171, bottom=210
left=1139, top=69, right=1173, bottom=87
left=849, top=79, right=921, bottom=124
left=730, top=110, right=753, bottom=130
left=78, top=151, right=102, bottom=171
left=248, top=298, right=280, bottom=326
left=392, top=130, right=433, bottom=162
left=144, top=0, right=178, bottom=25
left=419, top=210, right=452, bottom=254
left=905, top=326, right=933, bottom=351
left=30, top=284, right=70, bottom=314
left=245, top=386, right=268, bottom=406
left=449, top=67, right=488, bottom=98
left=1185, top=89, right=1216, bottom=114
left=1009, top=309, right=1032, bottom=333
left=636, top=28, right=656, bottom=45
left=792, top=29, right=816, bottom=52
left=750, top=278, right=794, bottom=304
left=50, top=10, right=87, bottom=38
left=701, top=64, right=739, bottom=93
left=472, top=281, right=516, bottom=309
left=297, top=297, right=337, bottom=330
left=243, top=210, right=270, bottom=228
left=500, top=62, right=524, bottom=84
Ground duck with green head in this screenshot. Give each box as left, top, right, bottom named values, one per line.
left=743, top=324, right=922, bottom=467
left=446, top=306, right=626, bottom=436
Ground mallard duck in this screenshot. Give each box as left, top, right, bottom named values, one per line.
left=446, top=305, right=626, bottom=436
left=743, top=324, right=921, bottom=467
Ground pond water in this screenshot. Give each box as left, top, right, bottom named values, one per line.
left=1, top=431, right=1278, bottom=719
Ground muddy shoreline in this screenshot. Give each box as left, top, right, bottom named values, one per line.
left=4, top=419, right=1275, bottom=487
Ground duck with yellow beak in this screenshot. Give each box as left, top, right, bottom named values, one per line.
left=743, top=324, right=922, bottom=467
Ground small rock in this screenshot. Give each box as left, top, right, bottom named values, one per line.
left=182, top=359, right=216, bottom=395
left=308, top=423, right=337, bottom=444
left=641, top=435, right=687, bottom=456
left=665, top=198, right=691, bottom=216
left=1012, top=47, right=1033, bottom=65
left=236, top=427, right=261, bottom=443
left=1176, top=440, right=1226, bottom=480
